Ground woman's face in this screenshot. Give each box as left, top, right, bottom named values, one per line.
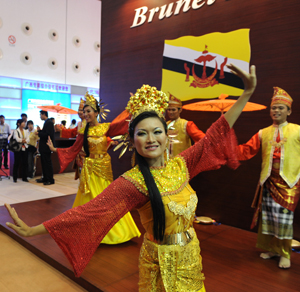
left=19, top=121, right=26, bottom=129
left=83, top=106, right=98, bottom=123
left=133, top=117, right=167, bottom=167
left=78, top=109, right=84, bottom=120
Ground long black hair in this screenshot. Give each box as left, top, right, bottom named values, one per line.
left=16, top=119, right=24, bottom=129
left=83, top=104, right=100, bottom=157
left=129, top=111, right=168, bottom=241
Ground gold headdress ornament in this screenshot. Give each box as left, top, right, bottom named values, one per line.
left=78, top=98, right=84, bottom=111
left=271, top=87, right=293, bottom=109
left=126, top=85, right=169, bottom=120
left=113, top=85, right=171, bottom=163
left=84, top=92, right=110, bottom=121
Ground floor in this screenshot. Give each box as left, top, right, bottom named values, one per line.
left=1, top=167, right=300, bottom=292
left=0, top=168, right=86, bottom=292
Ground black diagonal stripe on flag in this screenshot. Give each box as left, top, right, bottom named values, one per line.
left=162, top=57, right=244, bottom=89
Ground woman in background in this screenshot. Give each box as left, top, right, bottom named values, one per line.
left=12, top=119, right=29, bottom=183
left=46, top=92, right=141, bottom=244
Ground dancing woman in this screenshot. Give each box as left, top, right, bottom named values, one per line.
left=6, top=64, right=256, bottom=291
left=46, top=93, right=140, bottom=244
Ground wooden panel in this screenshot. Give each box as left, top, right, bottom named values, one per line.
left=101, top=0, right=300, bottom=237
left=0, top=197, right=300, bottom=291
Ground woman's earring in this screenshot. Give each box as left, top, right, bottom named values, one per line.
left=131, top=151, right=136, bottom=167
left=164, top=147, right=169, bottom=162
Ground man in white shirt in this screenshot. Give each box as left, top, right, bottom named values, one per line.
left=0, top=115, right=11, bottom=169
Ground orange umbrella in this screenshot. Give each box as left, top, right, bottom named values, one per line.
left=182, top=94, right=267, bottom=114
left=37, top=103, right=77, bottom=114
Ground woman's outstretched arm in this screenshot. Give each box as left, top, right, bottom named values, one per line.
left=224, top=64, right=257, bottom=128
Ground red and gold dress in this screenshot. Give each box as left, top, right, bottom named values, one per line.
left=56, top=122, right=140, bottom=244
left=44, top=116, right=239, bottom=291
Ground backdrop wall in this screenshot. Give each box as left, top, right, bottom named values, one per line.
left=100, top=0, right=300, bottom=238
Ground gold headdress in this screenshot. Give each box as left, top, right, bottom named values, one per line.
left=84, top=92, right=110, bottom=121
left=271, top=87, right=293, bottom=109
left=78, top=98, right=84, bottom=111
left=126, top=85, right=169, bottom=120
left=113, top=85, right=170, bottom=163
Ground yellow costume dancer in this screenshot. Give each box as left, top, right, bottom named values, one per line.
left=54, top=92, right=140, bottom=244
left=6, top=65, right=256, bottom=291
left=45, top=84, right=248, bottom=290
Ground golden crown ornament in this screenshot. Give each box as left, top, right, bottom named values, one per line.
left=126, top=85, right=169, bottom=120
left=84, top=92, right=110, bottom=122
left=113, top=85, right=170, bottom=163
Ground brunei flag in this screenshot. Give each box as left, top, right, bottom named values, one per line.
left=161, top=29, right=251, bottom=101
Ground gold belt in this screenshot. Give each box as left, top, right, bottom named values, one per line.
left=89, top=153, right=106, bottom=159
left=146, top=227, right=195, bottom=246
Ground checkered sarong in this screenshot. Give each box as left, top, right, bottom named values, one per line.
left=261, top=186, right=294, bottom=239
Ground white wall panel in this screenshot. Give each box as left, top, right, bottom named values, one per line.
left=65, top=0, right=101, bottom=88
left=0, top=0, right=66, bottom=83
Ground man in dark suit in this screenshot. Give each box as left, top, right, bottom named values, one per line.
left=36, top=110, right=55, bottom=185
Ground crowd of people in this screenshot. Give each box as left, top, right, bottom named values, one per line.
left=2, top=63, right=299, bottom=291
left=0, top=111, right=79, bottom=184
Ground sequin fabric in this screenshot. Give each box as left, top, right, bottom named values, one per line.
left=57, top=123, right=114, bottom=196
left=167, top=193, right=198, bottom=221
left=77, top=123, right=114, bottom=196
left=57, top=134, right=84, bottom=173
left=139, top=235, right=204, bottom=292
left=122, top=157, right=189, bottom=196
left=44, top=176, right=149, bottom=277
left=44, top=115, right=240, bottom=284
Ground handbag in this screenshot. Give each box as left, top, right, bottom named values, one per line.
left=8, top=130, right=22, bottom=152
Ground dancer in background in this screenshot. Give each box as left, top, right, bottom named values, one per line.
left=237, top=87, right=299, bottom=269
left=5, top=63, right=256, bottom=291
left=166, top=94, right=205, bottom=158
left=46, top=92, right=140, bottom=244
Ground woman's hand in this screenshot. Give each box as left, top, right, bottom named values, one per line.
left=46, top=136, right=56, bottom=152
left=5, top=204, right=34, bottom=237
left=227, top=63, right=256, bottom=93
left=224, top=64, right=257, bottom=128
left=5, top=204, right=48, bottom=237
left=78, top=150, right=86, bottom=158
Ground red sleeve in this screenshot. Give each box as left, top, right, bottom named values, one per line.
left=179, top=115, right=239, bottom=180
left=237, top=132, right=261, bottom=160
left=60, top=127, right=78, bottom=138
left=186, top=121, right=205, bottom=142
left=56, top=134, right=84, bottom=173
left=106, top=110, right=130, bottom=137
left=43, top=176, right=148, bottom=277
left=106, top=137, right=113, bottom=150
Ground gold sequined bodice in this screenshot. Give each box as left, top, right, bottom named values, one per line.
left=122, top=157, right=197, bottom=237
left=122, top=157, right=189, bottom=196
left=78, top=123, right=113, bottom=195
left=79, top=123, right=110, bottom=155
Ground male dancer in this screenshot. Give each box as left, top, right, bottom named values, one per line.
left=238, top=87, right=300, bottom=269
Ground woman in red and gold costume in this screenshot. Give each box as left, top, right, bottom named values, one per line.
left=237, top=87, right=299, bottom=269
left=46, top=93, right=141, bottom=244
left=5, top=64, right=256, bottom=292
